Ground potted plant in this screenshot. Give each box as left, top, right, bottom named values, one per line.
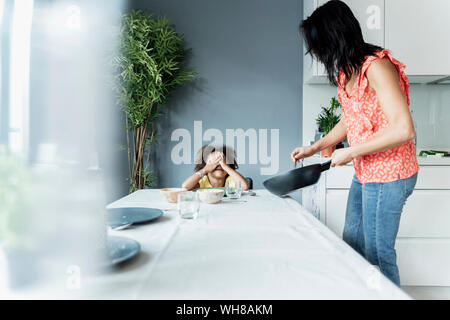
left=316, top=97, right=341, bottom=158
left=113, top=11, right=196, bottom=193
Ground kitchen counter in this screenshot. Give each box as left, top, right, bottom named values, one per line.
left=303, top=155, right=450, bottom=288
left=305, top=155, right=450, bottom=166
left=416, top=156, right=450, bottom=166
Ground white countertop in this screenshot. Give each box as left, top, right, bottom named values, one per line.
left=80, top=189, right=410, bottom=300
left=416, top=156, right=450, bottom=166
left=305, top=155, right=450, bottom=166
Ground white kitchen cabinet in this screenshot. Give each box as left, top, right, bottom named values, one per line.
left=325, top=165, right=354, bottom=189
left=303, top=157, right=450, bottom=286
left=315, top=0, right=385, bottom=76
left=399, top=190, right=450, bottom=238
left=316, top=0, right=385, bottom=46
left=310, top=0, right=385, bottom=78
left=304, top=0, right=450, bottom=83
left=325, top=189, right=450, bottom=239
left=385, top=0, right=450, bottom=77
left=326, top=165, right=450, bottom=190
left=397, top=239, right=450, bottom=286
left=325, top=189, right=348, bottom=236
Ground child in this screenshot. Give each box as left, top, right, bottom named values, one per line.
left=182, top=145, right=249, bottom=191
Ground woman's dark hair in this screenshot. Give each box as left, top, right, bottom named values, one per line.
left=300, top=0, right=383, bottom=86
left=194, top=144, right=238, bottom=173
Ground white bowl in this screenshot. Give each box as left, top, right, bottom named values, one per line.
left=160, top=188, right=187, bottom=203
left=197, top=189, right=225, bottom=204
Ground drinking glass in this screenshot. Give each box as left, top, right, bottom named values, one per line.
left=178, top=191, right=200, bottom=219
left=225, top=179, right=242, bottom=199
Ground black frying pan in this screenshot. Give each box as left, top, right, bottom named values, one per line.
left=263, top=160, right=332, bottom=197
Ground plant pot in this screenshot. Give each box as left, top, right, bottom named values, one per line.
left=321, top=145, right=336, bottom=158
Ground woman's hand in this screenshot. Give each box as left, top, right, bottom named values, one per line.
left=291, top=146, right=317, bottom=163
left=331, top=147, right=355, bottom=167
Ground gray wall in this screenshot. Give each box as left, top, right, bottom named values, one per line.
left=128, top=0, right=304, bottom=195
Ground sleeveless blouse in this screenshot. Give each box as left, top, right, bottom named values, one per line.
left=337, top=49, right=419, bottom=184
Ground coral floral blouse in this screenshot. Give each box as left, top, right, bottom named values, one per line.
left=337, top=49, right=419, bottom=184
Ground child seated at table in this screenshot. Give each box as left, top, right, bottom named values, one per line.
left=182, top=145, right=249, bottom=191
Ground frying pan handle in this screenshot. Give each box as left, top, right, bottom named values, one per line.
left=320, top=160, right=332, bottom=172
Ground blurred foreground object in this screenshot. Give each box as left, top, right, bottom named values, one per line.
left=0, top=0, right=125, bottom=298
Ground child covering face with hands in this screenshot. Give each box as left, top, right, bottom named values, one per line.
left=182, top=145, right=249, bottom=191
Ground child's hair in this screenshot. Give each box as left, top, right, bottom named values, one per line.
left=194, top=145, right=239, bottom=173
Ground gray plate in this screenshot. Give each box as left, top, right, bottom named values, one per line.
left=107, top=207, right=163, bottom=228
left=106, top=235, right=141, bottom=265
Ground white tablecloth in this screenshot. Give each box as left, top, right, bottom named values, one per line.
left=86, top=189, right=410, bottom=299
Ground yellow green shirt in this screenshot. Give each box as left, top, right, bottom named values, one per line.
left=199, top=175, right=233, bottom=188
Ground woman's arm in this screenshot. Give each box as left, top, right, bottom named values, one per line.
left=220, top=160, right=250, bottom=191
left=331, top=58, right=416, bottom=167
left=311, top=118, right=347, bottom=153
left=291, top=118, right=347, bottom=162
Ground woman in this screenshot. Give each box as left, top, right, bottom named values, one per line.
left=182, top=145, right=249, bottom=191
left=291, top=0, right=418, bottom=286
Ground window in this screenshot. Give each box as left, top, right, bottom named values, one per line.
left=7, top=0, right=34, bottom=155
left=0, top=0, right=6, bottom=146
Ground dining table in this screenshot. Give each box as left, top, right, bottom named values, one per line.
left=85, top=189, right=411, bottom=300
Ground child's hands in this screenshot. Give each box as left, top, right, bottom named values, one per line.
left=203, top=153, right=223, bottom=173
left=218, top=153, right=231, bottom=171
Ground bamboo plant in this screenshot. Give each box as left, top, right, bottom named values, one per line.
left=113, top=10, right=195, bottom=192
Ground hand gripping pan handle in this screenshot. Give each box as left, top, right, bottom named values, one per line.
left=320, top=160, right=332, bottom=172
left=263, top=160, right=333, bottom=197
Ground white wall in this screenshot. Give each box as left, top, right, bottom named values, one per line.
left=302, top=83, right=450, bottom=151
left=302, top=84, right=337, bottom=146
left=410, top=85, right=450, bottom=150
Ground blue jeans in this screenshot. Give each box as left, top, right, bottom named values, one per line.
left=343, top=173, right=417, bottom=286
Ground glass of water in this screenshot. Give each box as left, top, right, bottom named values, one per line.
left=225, top=179, right=242, bottom=199
left=178, top=191, right=200, bottom=219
